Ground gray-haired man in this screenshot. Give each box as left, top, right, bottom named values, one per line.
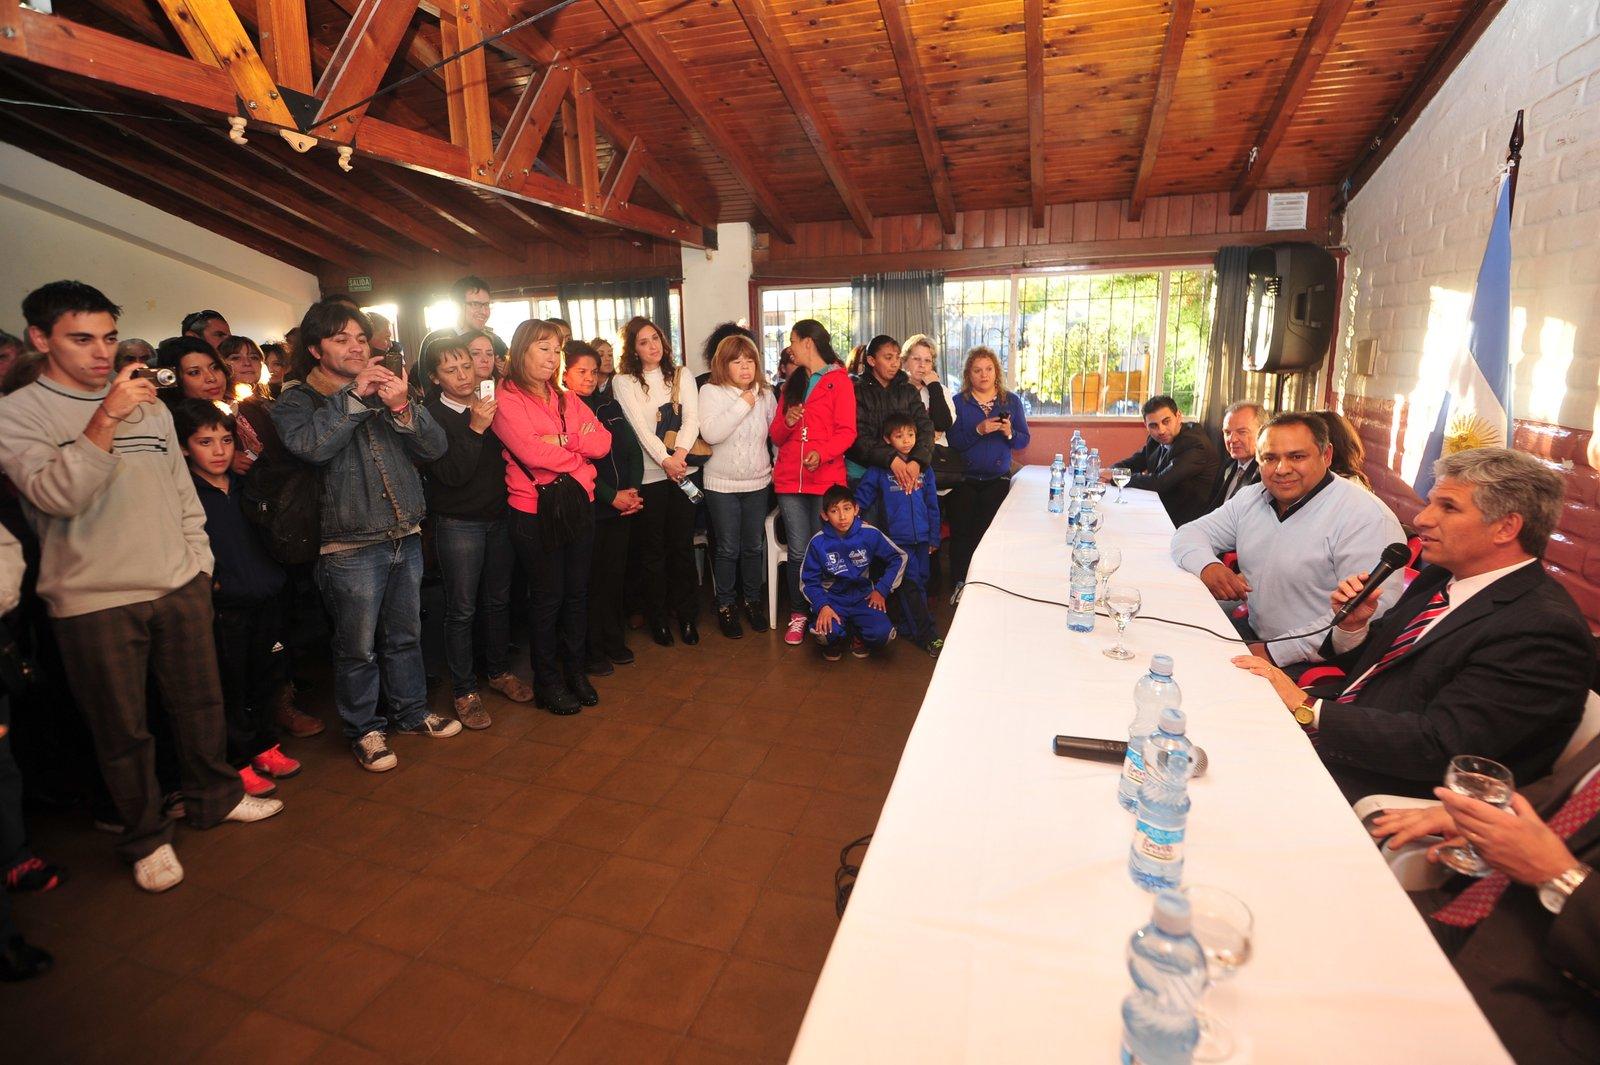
left=1207, top=400, right=1264, bottom=510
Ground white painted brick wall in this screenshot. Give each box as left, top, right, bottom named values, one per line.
left=1338, top=0, right=1600, bottom=436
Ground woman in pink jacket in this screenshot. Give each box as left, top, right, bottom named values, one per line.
left=769, top=319, right=856, bottom=645
left=494, top=320, right=611, bottom=714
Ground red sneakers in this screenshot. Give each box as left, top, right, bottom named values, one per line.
left=238, top=766, right=278, bottom=797
left=251, top=746, right=302, bottom=779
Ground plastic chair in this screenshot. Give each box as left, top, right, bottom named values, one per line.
left=1350, top=793, right=1451, bottom=891
left=764, top=508, right=788, bottom=631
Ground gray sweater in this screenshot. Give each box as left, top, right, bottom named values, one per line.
left=0, top=377, right=211, bottom=618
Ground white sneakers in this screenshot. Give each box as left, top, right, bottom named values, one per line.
left=133, top=844, right=184, bottom=893
left=224, top=795, right=285, bottom=823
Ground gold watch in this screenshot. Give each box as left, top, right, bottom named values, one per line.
left=1292, top=702, right=1316, bottom=726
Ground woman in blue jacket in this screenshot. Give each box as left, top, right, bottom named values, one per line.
left=947, top=346, right=1029, bottom=585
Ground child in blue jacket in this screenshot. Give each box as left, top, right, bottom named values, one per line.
left=802, top=485, right=908, bottom=661
left=855, top=413, right=942, bottom=657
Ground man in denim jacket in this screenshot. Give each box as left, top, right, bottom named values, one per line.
left=272, top=301, right=455, bottom=773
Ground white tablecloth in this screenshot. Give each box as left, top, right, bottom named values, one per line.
left=790, top=466, right=1509, bottom=1064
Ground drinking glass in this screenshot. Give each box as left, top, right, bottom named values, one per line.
left=1103, top=584, right=1141, bottom=660
left=1111, top=467, right=1132, bottom=502
left=1437, top=754, right=1515, bottom=877
left=1096, top=546, right=1122, bottom=602
left=1183, top=885, right=1254, bottom=1062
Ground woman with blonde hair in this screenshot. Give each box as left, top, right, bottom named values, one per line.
left=493, top=320, right=611, bottom=713
left=947, top=346, right=1030, bottom=584
left=699, top=333, right=778, bottom=639
left=610, top=315, right=702, bottom=645
left=901, top=333, right=955, bottom=442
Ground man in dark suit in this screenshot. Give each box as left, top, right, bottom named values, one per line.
left=1206, top=400, right=1263, bottom=510
left=1103, top=395, right=1219, bottom=526
left=1233, top=446, right=1594, bottom=802
left=1371, top=733, right=1600, bottom=1064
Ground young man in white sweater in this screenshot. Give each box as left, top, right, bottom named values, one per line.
left=0, top=282, right=281, bottom=894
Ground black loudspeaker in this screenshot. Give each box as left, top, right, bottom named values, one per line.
left=1242, top=242, right=1337, bottom=373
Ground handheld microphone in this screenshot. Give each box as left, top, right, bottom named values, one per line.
left=1330, top=542, right=1413, bottom=625
left=1052, top=735, right=1210, bottom=777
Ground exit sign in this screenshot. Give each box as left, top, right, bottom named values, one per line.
left=346, top=276, right=373, bottom=292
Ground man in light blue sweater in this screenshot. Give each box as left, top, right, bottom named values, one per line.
left=1171, top=412, right=1406, bottom=668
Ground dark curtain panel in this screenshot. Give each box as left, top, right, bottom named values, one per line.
left=850, top=270, right=945, bottom=349
left=557, top=277, right=675, bottom=352
left=1200, top=246, right=1253, bottom=436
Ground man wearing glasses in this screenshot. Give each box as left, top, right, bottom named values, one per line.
left=420, top=276, right=506, bottom=363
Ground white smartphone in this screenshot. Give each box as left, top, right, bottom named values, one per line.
left=477, top=379, right=495, bottom=400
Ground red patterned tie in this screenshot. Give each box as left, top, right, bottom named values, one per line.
left=1433, top=768, right=1600, bottom=927
left=1336, top=589, right=1450, bottom=704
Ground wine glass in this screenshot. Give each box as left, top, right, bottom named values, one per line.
left=1183, top=885, right=1254, bottom=1062
left=1111, top=467, right=1132, bottom=502
left=1103, top=584, right=1141, bottom=660
left=1096, top=545, right=1122, bottom=602
left=1437, top=755, right=1515, bottom=877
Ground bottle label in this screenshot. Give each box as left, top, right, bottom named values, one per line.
left=1134, top=820, right=1184, bottom=867
left=1123, top=745, right=1146, bottom=786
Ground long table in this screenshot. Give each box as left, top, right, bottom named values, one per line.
left=790, top=466, right=1509, bottom=1064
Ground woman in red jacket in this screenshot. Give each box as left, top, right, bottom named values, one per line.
left=494, top=320, right=611, bottom=714
left=769, top=319, right=856, bottom=645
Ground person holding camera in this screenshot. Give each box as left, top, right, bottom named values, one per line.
left=0, top=281, right=282, bottom=894
left=271, top=300, right=456, bottom=774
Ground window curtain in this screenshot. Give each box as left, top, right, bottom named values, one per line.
left=850, top=270, right=945, bottom=349
left=1198, top=246, right=1253, bottom=436
left=556, top=277, right=674, bottom=350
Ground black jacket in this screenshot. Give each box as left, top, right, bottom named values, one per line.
left=192, top=472, right=286, bottom=604
left=848, top=370, right=934, bottom=472
left=1314, top=562, right=1594, bottom=801
left=1117, top=423, right=1219, bottom=526
left=1206, top=457, right=1260, bottom=511
left=581, top=389, right=643, bottom=520
left=1425, top=732, right=1600, bottom=1064
left=422, top=397, right=508, bottom=522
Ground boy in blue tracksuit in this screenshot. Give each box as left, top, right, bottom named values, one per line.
left=854, top=413, right=942, bottom=657
left=802, top=485, right=908, bottom=662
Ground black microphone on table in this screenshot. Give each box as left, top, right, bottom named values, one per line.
left=1053, top=735, right=1210, bottom=777
left=1329, top=541, right=1414, bottom=626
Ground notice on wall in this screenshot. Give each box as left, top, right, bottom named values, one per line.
left=347, top=276, right=373, bottom=292
left=1265, top=191, right=1309, bottom=231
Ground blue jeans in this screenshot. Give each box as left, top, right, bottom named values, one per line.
left=705, top=489, right=767, bottom=609
left=315, top=535, right=428, bottom=739
left=433, top=515, right=513, bottom=697
left=776, top=492, right=823, bottom=615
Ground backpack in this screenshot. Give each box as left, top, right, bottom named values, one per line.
left=242, top=386, right=324, bottom=565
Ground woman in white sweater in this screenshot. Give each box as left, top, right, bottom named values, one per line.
left=611, top=315, right=702, bottom=646
left=698, top=334, right=778, bottom=639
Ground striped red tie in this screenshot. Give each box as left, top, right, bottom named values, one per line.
left=1335, top=589, right=1450, bottom=704
left=1433, top=768, right=1600, bottom=927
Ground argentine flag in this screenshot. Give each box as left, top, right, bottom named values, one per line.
left=1412, top=168, right=1514, bottom=499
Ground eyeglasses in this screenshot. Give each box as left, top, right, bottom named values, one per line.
left=464, top=300, right=491, bottom=311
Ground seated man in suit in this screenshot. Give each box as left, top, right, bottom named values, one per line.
left=1233, top=446, right=1593, bottom=802
left=1207, top=400, right=1264, bottom=510
left=1371, top=733, right=1600, bottom=1064
left=1102, top=395, right=1218, bottom=526
left=1173, top=412, right=1405, bottom=669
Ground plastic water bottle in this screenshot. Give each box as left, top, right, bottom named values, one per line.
left=1068, top=530, right=1099, bottom=632
left=1145, top=707, right=1195, bottom=787
left=1120, top=656, right=1182, bottom=811
left=1066, top=481, right=1082, bottom=531
left=1130, top=745, right=1192, bottom=892
left=1120, top=988, right=1200, bottom=1065
left=1089, top=447, right=1102, bottom=484
left=1048, top=454, right=1066, bottom=513
left=1127, top=890, right=1208, bottom=1008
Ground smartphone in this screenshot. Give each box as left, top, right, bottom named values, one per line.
left=381, top=350, right=404, bottom=376
left=478, top=379, right=496, bottom=401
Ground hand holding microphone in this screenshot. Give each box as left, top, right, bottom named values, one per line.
left=1330, top=542, right=1413, bottom=629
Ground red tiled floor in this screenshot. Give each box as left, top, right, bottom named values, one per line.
left=1, top=596, right=939, bottom=1060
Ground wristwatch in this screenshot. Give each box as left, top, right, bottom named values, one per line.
left=1539, top=863, right=1592, bottom=914
left=1291, top=702, right=1317, bottom=727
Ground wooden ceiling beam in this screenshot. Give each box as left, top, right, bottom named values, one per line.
left=368, top=165, right=527, bottom=260
left=437, top=0, right=494, bottom=177
left=149, top=0, right=297, bottom=125
left=731, top=0, right=873, bottom=238
left=591, top=0, right=795, bottom=242
left=257, top=0, right=313, bottom=93
left=483, top=195, right=585, bottom=254
left=1128, top=0, right=1194, bottom=223
left=1024, top=0, right=1044, bottom=230
left=491, top=61, right=571, bottom=187
left=313, top=0, right=419, bottom=143
left=0, top=122, right=322, bottom=274
left=572, top=71, right=601, bottom=213
left=876, top=0, right=956, bottom=234
left=1342, top=0, right=1508, bottom=201
left=1229, top=0, right=1355, bottom=215
left=0, top=97, right=363, bottom=268
left=601, top=135, right=644, bottom=215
